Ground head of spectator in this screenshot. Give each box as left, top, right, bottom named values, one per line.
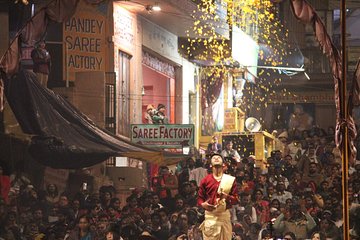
left=258, top=174, right=267, bottom=185
left=189, top=180, right=197, bottom=194
left=272, top=150, right=282, bottom=161
left=278, top=131, right=288, bottom=144
left=212, top=135, right=219, bottom=144
left=170, top=212, right=178, bottom=225
left=58, top=194, right=69, bottom=208
left=126, top=195, right=138, bottom=209
left=283, top=231, right=296, bottom=240
left=270, top=199, right=281, bottom=211
left=284, top=154, right=293, bottom=165
left=75, top=215, right=92, bottom=237
left=180, top=181, right=191, bottom=196
left=187, top=208, right=199, bottom=226
left=175, top=197, right=184, bottom=212
left=102, top=190, right=112, bottom=203
left=24, top=221, right=42, bottom=239
left=187, top=157, right=195, bottom=170
left=308, top=162, right=319, bottom=175
left=267, top=184, right=275, bottom=198
left=253, top=189, right=265, bottom=202
left=97, top=212, right=110, bottom=232
left=105, top=223, right=122, bottom=240
left=71, top=198, right=81, bottom=212
left=176, top=212, right=189, bottom=233
left=46, top=183, right=58, bottom=196
left=276, top=181, right=286, bottom=194
left=32, top=207, right=44, bottom=222
left=158, top=208, right=169, bottom=226
left=146, top=104, right=156, bottom=116
left=151, top=211, right=162, bottom=229
left=224, top=140, right=234, bottom=151
left=159, top=166, right=170, bottom=176
left=110, top=197, right=121, bottom=211
left=288, top=203, right=305, bottom=220
left=157, top=103, right=166, bottom=114
left=311, top=231, right=326, bottom=240
left=89, top=201, right=102, bottom=216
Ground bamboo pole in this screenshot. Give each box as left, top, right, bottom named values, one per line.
left=340, top=0, right=350, bottom=239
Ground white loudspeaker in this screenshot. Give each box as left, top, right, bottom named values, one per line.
left=245, top=117, right=261, bottom=132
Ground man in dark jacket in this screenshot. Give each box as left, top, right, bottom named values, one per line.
left=31, top=40, right=51, bottom=87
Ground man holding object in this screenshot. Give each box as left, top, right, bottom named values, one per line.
left=198, top=154, right=239, bottom=239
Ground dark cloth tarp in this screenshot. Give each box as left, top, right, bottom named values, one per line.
left=4, top=70, right=185, bottom=169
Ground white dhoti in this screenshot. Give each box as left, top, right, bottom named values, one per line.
left=199, top=205, right=232, bottom=240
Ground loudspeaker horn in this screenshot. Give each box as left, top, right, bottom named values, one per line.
left=245, top=117, right=261, bottom=132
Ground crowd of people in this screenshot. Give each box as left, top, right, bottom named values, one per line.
left=1, top=124, right=360, bottom=240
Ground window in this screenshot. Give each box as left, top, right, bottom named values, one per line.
left=118, top=51, right=131, bottom=136
left=105, top=72, right=116, bottom=134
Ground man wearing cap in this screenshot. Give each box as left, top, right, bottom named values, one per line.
left=198, top=154, right=239, bottom=239
left=152, top=104, right=169, bottom=124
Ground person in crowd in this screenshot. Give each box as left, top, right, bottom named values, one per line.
left=197, top=153, right=239, bottom=239
left=221, top=140, right=241, bottom=163
left=152, top=104, right=169, bottom=124
left=66, top=215, right=95, bottom=240
left=310, top=231, right=326, bottom=240
left=44, top=183, right=60, bottom=207
left=178, top=158, right=195, bottom=188
left=207, top=135, right=222, bottom=155
left=144, top=104, right=156, bottom=124
left=288, top=104, right=313, bottom=131
left=318, top=218, right=341, bottom=240
left=0, top=165, right=10, bottom=204
left=151, top=166, right=178, bottom=210
left=272, top=181, right=293, bottom=204
left=273, top=201, right=317, bottom=239
left=302, top=162, right=324, bottom=188
left=283, top=231, right=296, bottom=240
left=100, top=190, right=112, bottom=210
left=32, top=207, right=47, bottom=233
left=31, top=40, right=51, bottom=87
left=189, top=158, right=208, bottom=186
left=179, top=181, right=197, bottom=207
left=234, top=192, right=257, bottom=224
left=105, top=223, right=123, bottom=240
left=253, top=189, right=270, bottom=225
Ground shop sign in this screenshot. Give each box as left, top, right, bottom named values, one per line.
left=142, top=19, right=181, bottom=65
left=142, top=51, right=175, bottom=78
left=63, top=8, right=106, bottom=81
left=268, top=92, right=335, bottom=103
left=113, top=4, right=136, bottom=52
left=131, top=124, right=194, bottom=148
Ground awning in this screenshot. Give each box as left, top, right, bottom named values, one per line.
left=3, top=70, right=186, bottom=169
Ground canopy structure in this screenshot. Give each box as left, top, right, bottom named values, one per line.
left=3, top=70, right=186, bottom=169
left=0, top=0, right=186, bottom=169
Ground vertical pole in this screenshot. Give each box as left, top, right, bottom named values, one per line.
left=340, top=0, right=349, bottom=240
left=65, top=41, right=69, bottom=88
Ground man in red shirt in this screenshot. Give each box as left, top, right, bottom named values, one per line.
left=198, top=154, right=239, bottom=239
left=0, top=166, right=10, bottom=203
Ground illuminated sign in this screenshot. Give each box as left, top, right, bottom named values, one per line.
left=232, top=26, right=259, bottom=83
left=131, top=124, right=194, bottom=148
left=63, top=7, right=106, bottom=81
